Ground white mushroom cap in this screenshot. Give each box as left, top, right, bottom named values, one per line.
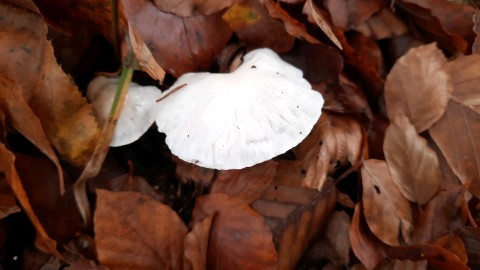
left=87, top=76, right=162, bottom=147
left=155, top=48, right=324, bottom=170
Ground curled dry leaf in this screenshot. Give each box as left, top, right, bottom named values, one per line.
left=222, top=0, right=295, bottom=53
left=121, top=0, right=232, bottom=77
left=361, top=159, right=413, bottom=246
left=0, top=144, right=61, bottom=258
left=280, top=114, right=363, bottom=190
left=94, top=189, right=187, bottom=270
left=383, top=112, right=441, bottom=205
left=152, top=0, right=234, bottom=17
left=433, top=234, right=468, bottom=264
left=349, top=203, right=387, bottom=270
left=0, top=75, right=64, bottom=192
left=261, top=0, right=320, bottom=43
left=184, top=215, right=213, bottom=270
left=211, top=161, right=278, bottom=204
left=192, top=193, right=277, bottom=270
left=430, top=54, right=480, bottom=198
left=384, top=43, right=452, bottom=132
left=303, top=0, right=342, bottom=49
left=355, top=8, right=408, bottom=40
left=0, top=1, right=99, bottom=166
left=324, top=0, right=385, bottom=30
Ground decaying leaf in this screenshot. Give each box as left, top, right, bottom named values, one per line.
left=121, top=0, right=232, bottom=77
left=383, top=112, right=441, bottom=205
left=211, top=161, right=278, bottom=204
left=303, top=0, right=342, bottom=49
left=0, top=1, right=99, bottom=166
left=349, top=203, right=387, bottom=270
left=355, top=8, right=408, bottom=40
left=152, top=0, right=234, bottom=17
left=222, top=0, right=295, bottom=53
left=0, top=144, right=61, bottom=258
left=192, top=193, right=278, bottom=270
left=324, top=0, right=385, bottom=30
left=385, top=43, right=452, bottom=132
left=94, top=189, right=187, bottom=270
left=361, top=159, right=413, bottom=246
left=430, top=54, right=480, bottom=198
left=184, top=215, right=213, bottom=270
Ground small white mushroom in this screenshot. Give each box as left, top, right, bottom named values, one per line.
left=156, top=48, right=324, bottom=170
left=87, top=76, right=162, bottom=147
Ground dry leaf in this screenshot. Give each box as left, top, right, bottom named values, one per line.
left=349, top=203, right=387, bottom=270
left=383, top=112, right=441, bottom=204
left=324, top=0, right=385, bottom=30
left=0, top=75, right=64, bottom=192
left=361, top=159, right=413, bottom=246
left=0, top=172, right=20, bottom=219
left=261, top=0, right=320, bottom=43
left=303, top=0, right=342, bottom=49
left=282, top=114, right=362, bottom=190
left=0, top=1, right=99, bottom=166
left=222, top=0, right=295, bottom=53
left=127, top=23, right=166, bottom=83
left=211, top=161, right=278, bottom=204
left=121, top=0, right=232, bottom=77
left=433, top=234, right=468, bottom=264
left=152, top=0, right=234, bottom=17
left=474, top=9, right=480, bottom=54
left=0, top=144, right=61, bottom=258
left=380, top=259, right=427, bottom=270
left=430, top=55, right=480, bottom=197
left=384, top=43, right=452, bottom=132
left=94, top=189, right=187, bottom=270
left=184, top=215, right=213, bottom=270
left=355, top=8, right=408, bottom=40
left=174, top=157, right=215, bottom=185
left=192, top=193, right=278, bottom=270
left=325, top=210, right=351, bottom=263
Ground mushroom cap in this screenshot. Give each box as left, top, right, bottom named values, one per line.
left=87, top=76, right=162, bottom=147
left=156, top=48, right=324, bottom=170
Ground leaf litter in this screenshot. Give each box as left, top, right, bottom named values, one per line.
left=1, top=0, right=480, bottom=269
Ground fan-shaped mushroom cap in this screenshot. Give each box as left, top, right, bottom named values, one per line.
left=156, top=48, right=324, bottom=170
left=87, top=76, right=162, bottom=147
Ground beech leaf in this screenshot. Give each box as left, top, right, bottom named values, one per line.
left=383, top=112, right=441, bottom=204
left=384, top=43, right=452, bottom=132
left=362, top=159, right=413, bottom=245
left=94, top=190, right=187, bottom=270
left=429, top=54, right=480, bottom=198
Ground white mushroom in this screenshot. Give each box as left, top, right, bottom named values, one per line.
left=156, top=48, right=324, bottom=170
left=87, top=76, right=162, bottom=147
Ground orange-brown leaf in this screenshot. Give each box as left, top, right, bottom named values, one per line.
left=192, top=193, right=277, bottom=270
left=94, top=189, right=187, bottom=270
left=384, top=43, right=452, bottom=132
left=324, top=0, right=385, bottom=30
left=429, top=55, right=480, bottom=197
left=361, top=159, right=413, bottom=245
left=184, top=215, right=213, bottom=270
left=383, top=112, right=441, bottom=204
left=211, top=161, right=278, bottom=204
left=0, top=173, right=20, bottom=219
left=0, top=1, right=99, bottom=166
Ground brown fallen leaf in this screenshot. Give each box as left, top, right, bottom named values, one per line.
left=361, top=159, right=413, bottom=246
left=429, top=56, right=480, bottom=196
left=184, top=215, right=213, bottom=270
left=222, top=0, right=295, bottom=53
left=324, top=210, right=351, bottom=264
left=384, top=43, right=452, bottom=132
left=474, top=8, right=480, bottom=53
left=0, top=144, right=61, bottom=258
left=0, top=173, right=20, bottom=219
left=383, top=112, right=441, bottom=205
left=0, top=1, right=99, bottom=166
left=211, top=161, right=278, bottom=204
left=379, top=259, right=427, bottom=270
left=152, top=0, right=234, bottom=17
left=349, top=203, right=387, bottom=270
left=455, top=225, right=480, bottom=267
left=283, top=114, right=363, bottom=190
left=174, top=156, right=215, bottom=186
left=355, top=8, right=408, bottom=40
left=192, top=193, right=277, bottom=270
left=323, top=0, right=385, bottom=30
left=261, top=0, right=320, bottom=43
left=397, top=0, right=474, bottom=53
left=94, top=189, right=187, bottom=270
left=252, top=179, right=337, bottom=269
left=121, top=0, right=232, bottom=77
left=303, top=0, right=342, bottom=49
left=433, top=234, right=468, bottom=264
left=0, top=75, right=64, bottom=194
